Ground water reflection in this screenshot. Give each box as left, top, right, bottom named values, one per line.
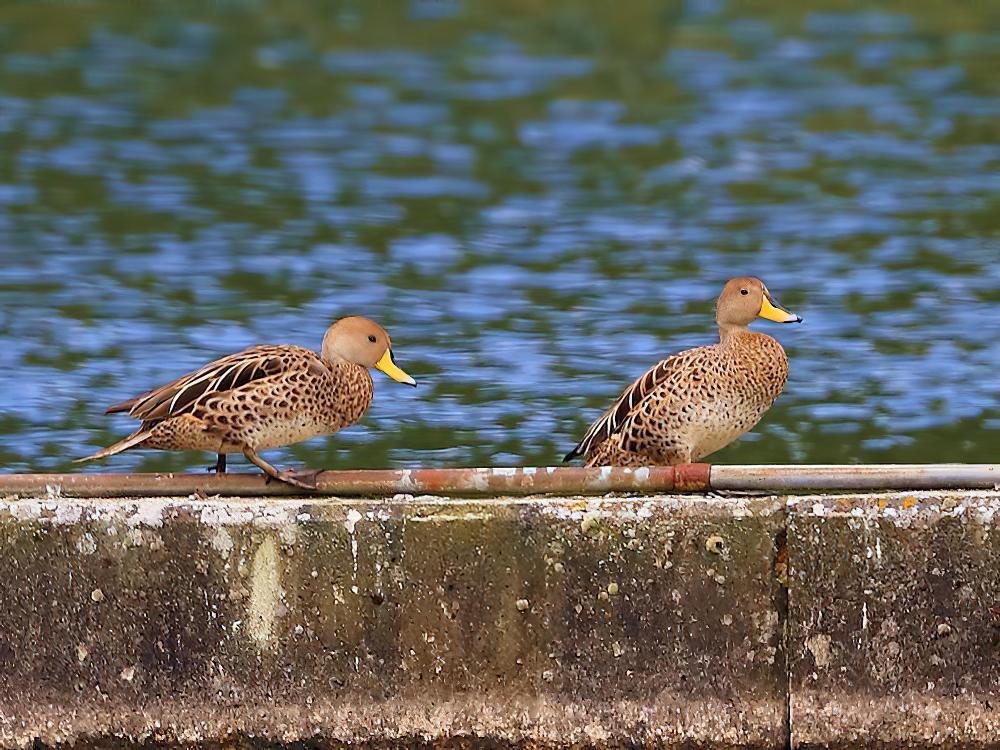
left=0, top=1, right=997, bottom=472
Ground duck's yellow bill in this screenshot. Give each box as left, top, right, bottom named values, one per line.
left=758, top=293, right=803, bottom=324
left=375, top=349, right=417, bottom=386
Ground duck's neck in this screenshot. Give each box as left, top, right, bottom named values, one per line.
left=718, top=323, right=751, bottom=345
left=321, top=350, right=345, bottom=368
left=321, top=351, right=364, bottom=375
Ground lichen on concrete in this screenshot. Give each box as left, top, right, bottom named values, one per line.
left=787, top=491, right=1000, bottom=747
left=0, top=490, right=996, bottom=749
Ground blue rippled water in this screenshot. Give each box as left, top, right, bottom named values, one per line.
left=0, top=1, right=997, bottom=472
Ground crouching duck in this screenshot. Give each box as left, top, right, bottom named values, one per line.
left=565, top=277, right=801, bottom=467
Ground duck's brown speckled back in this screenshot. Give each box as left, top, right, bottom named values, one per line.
left=582, top=331, right=788, bottom=466
left=139, top=348, right=375, bottom=454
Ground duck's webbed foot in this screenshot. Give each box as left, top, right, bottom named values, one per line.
left=243, top=448, right=319, bottom=491
left=277, top=467, right=322, bottom=489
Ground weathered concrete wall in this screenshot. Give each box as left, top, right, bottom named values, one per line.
left=787, top=493, right=1000, bottom=749
left=0, top=490, right=996, bottom=749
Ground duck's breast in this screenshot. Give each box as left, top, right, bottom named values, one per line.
left=688, top=333, right=789, bottom=459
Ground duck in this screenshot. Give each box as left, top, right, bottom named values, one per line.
left=78, top=316, right=416, bottom=489
left=564, top=277, right=801, bottom=467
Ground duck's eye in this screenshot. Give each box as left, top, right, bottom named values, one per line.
left=740, top=289, right=749, bottom=296
left=367, top=335, right=377, bottom=343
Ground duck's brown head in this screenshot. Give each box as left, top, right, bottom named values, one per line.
left=716, top=277, right=802, bottom=330
left=322, top=316, right=416, bottom=386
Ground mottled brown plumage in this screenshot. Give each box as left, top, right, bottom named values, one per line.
left=79, top=316, right=416, bottom=489
left=565, top=277, right=801, bottom=467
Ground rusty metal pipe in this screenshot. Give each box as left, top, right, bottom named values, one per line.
left=0, top=464, right=712, bottom=499
left=0, top=464, right=994, bottom=499
left=710, top=464, right=999, bottom=492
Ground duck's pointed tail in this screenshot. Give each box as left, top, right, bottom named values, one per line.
left=75, top=429, right=152, bottom=464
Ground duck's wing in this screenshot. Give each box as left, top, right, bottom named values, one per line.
left=106, top=345, right=319, bottom=423
left=564, top=346, right=707, bottom=462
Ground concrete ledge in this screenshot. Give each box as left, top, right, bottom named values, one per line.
left=0, top=490, right=996, bottom=749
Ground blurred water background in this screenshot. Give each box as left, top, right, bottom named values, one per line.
left=0, top=0, right=997, bottom=473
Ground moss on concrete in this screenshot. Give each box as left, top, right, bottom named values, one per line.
left=0, top=491, right=997, bottom=749
left=787, top=491, right=1000, bottom=748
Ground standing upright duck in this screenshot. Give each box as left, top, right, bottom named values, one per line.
left=78, top=316, right=416, bottom=488
left=564, top=277, right=801, bottom=467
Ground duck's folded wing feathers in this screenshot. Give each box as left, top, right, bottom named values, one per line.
left=112, top=345, right=302, bottom=422
left=564, top=348, right=701, bottom=462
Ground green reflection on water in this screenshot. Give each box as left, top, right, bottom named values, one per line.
left=0, top=0, right=997, bottom=473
